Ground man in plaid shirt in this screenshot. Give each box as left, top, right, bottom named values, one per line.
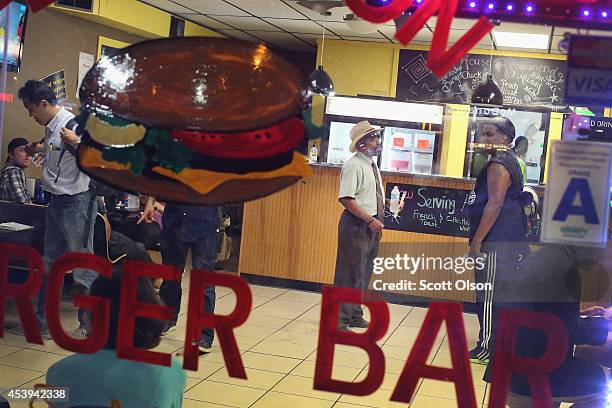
left=0, top=137, right=32, bottom=203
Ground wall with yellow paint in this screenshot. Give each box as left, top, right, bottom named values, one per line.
left=52, top=0, right=224, bottom=40
left=316, top=39, right=568, bottom=179
left=184, top=21, right=225, bottom=38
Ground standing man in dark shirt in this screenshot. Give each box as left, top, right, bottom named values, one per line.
left=0, top=138, right=32, bottom=203
left=141, top=198, right=219, bottom=354
left=467, top=117, right=529, bottom=364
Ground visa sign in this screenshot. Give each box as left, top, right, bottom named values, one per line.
left=564, top=36, right=612, bottom=106
left=542, top=141, right=612, bottom=247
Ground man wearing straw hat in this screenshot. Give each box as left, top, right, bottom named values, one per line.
left=334, top=121, right=395, bottom=330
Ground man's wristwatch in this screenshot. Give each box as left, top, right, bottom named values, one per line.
left=366, top=217, right=375, bottom=225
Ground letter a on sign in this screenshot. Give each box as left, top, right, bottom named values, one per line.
left=552, top=178, right=599, bottom=224
left=542, top=141, right=612, bottom=246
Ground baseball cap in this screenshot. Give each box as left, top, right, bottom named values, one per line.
left=7, top=137, right=29, bottom=153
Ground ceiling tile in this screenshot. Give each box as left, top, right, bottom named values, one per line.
left=322, top=21, right=385, bottom=37
left=584, top=30, right=612, bottom=37
left=139, top=0, right=194, bottom=14
left=551, top=35, right=566, bottom=53
left=394, top=40, right=431, bottom=46
left=177, top=14, right=233, bottom=30
left=342, top=36, right=391, bottom=43
left=263, top=18, right=324, bottom=33
left=554, top=26, right=580, bottom=35
left=495, top=22, right=553, bottom=35
left=224, top=0, right=307, bottom=19
left=246, top=30, right=308, bottom=44
left=217, top=29, right=262, bottom=42
left=497, top=46, right=553, bottom=53
left=378, top=25, right=432, bottom=42
left=296, top=32, right=342, bottom=45
left=212, top=15, right=280, bottom=31
left=288, top=2, right=351, bottom=21
left=175, top=0, right=249, bottom=16
left=244, top=30, right=314, bottom=51
left=427, top=17, right=486, bottom=30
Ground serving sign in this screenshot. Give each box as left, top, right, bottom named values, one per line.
left=564, top=35, right=612, bottom=106
left=542, top=141, right=612, bottom=247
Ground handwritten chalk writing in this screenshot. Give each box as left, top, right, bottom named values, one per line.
left=396, top=50, right=565, bottom=105
left=417, top=187, right=457, bottom=215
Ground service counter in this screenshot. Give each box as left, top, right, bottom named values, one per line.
left=238, top=164, right=610, bottom=306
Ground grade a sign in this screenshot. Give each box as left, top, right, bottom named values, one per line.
left=542, top=141, right=612, bottom=246
left=564, top=35, right=612, bottom=106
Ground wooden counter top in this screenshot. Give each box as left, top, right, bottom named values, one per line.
left=238, top=165, right=607, bottom=307
left=239, top=165, right=477, bottom=302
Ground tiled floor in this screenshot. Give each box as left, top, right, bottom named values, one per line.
left=0, top=277, right=588, bottom=407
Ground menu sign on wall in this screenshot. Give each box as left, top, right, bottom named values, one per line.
left=384, top=182, right=542, bottom=241
left=396, top=50, right=566, bottom=105
left=384, top=183, right=471, bottom=238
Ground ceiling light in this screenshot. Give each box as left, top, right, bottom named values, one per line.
left=309, top=66, right=335, bottom=96
left=309, top=15, right=334, bottom=96
left=493, top=31, right=550, bottom=49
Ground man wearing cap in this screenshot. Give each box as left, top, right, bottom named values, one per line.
left=1, top=138, right=32, bottom=203
left=334, top=121, right=396, bottom=330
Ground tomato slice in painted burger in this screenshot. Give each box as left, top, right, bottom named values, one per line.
left=170, top=116, right=306, bottom=159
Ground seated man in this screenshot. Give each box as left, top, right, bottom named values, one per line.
left=575, top=305, right=612, bottom=369
left=0, top=137, right=32, bottom=203
left=115, top=194, right=164, bottom=250
left=95, top=197, right=153, bottom=264
left=484, top=245, right=610, bottom=408
left=45, top=273, right=186, bottom=407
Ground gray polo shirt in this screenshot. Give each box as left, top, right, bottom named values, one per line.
left=338, top=152, right=383, bottom=217
left=42, top=107, right=90, bottom=195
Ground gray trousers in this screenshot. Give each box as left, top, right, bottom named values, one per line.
left=333, top=211, right=381, bottom=325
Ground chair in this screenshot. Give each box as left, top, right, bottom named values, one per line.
left=93, top=213, right=127, bottom=264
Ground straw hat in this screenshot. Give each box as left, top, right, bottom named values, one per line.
left=349, top=121, right=380, bottom=153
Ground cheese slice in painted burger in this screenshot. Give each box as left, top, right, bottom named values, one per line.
left=86, top=115, right=147, bottom=147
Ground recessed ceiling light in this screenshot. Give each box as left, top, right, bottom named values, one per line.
left=493, top=31, right=550, bottom=49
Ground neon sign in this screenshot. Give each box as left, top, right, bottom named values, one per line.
left=345, top=0, right=494, bottom=77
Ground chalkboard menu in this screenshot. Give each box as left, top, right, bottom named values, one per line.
left=384, top=183, right=471, bottom=238
left=384, top=182, right=541, bottom=242
left=396, top=50, right=566, bottom=106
